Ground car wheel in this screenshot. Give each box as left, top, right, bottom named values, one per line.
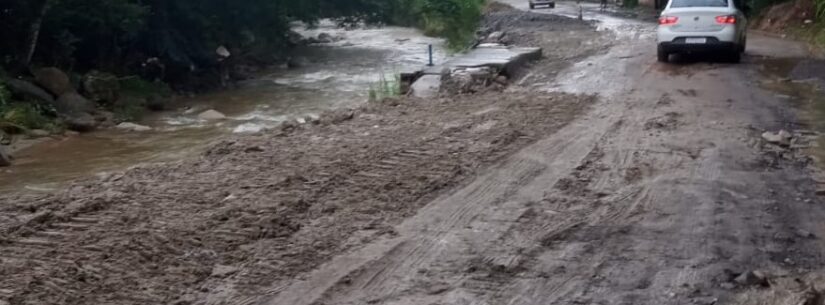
left=549, top=2, right=556, bottom=8
left=728, top=50, right=741, bottom=63
left=657, top=48, right=669, bottom=63
left=739, top=37, right=747, bottom=53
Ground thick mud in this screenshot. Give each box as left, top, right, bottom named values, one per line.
left=4, top=2, right=825, bottom=305
left=0, top=87, right=595, bottom=305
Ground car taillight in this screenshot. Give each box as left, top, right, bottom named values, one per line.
left=715, top=15, right=736, bottom=24
left=659, top=16, right=679, bottom=25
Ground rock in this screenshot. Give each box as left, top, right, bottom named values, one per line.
left=719, top=282, right=735, bottom=290
left=0, top=146, right=11, bottom=167
left=487, top=31, right=505, bottom=42
left=762, top=130, right=792, bottom=146
left=734, top=270, right=768, bottom=287
left=210, top=264, right=239, bottom=277
left=281, top=120, right=298, bottom=131
left=64, top=130, right=80, bottom=137
left=317, top=33, right=335, bottom=43
left=81, top=71, right=120, bottom=104
left=27, top=129, right=51, bottom=138
left=494, top=75, right=509, bottom=85
left=286, top=30, right=305, bottom=46
left=33, top=67, right=74, bottom=96
left=63, top=113, right=98, bottom=132
left=796, top=229, right=815, bottom=239
left=4, top=78, right=56, bottom=104
left=198, top=109, right=227, bottom=120
left=287, top=57, right=310, bottom=69
left=146, top=95, right=167, bottom=111
left=55, top=92, right=96, bottom=115
left=116, top=122, right=152, bottom=132
left=320, top=109, right=355, bottom=125
left=216, top=45, right=231, bottom=58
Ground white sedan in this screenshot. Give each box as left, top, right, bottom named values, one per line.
left=656, top=0, right=748, bottom=63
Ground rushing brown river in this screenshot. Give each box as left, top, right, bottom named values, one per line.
left=0, top=21, right=446, bottom=193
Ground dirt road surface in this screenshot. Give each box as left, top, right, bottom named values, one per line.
left=2, top=2, right=825, bottom=305
left=269, top=3, right=825, bottom=305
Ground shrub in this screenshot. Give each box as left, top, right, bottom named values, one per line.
left=368, top=73, right=401, bottom=102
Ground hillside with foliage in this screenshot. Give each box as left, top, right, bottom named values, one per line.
left=0, top=0, right=485, bottom=134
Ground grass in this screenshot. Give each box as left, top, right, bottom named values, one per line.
left=119, top=77, right=173, bottom=99
left=0, top=81, right=61, bottom=134
left=368, top=73, right=402, bottom=102
left=392, top=0, right=487, bottom=51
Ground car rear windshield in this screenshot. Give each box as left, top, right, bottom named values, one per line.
left=670, top=0, right=728, bottom=7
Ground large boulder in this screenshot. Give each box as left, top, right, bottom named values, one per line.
left=287, top=57, right=310, bottom=69
left=116, top=122, right=152, bottom=132
left=33, top=67, right=74, bottom=96
left=198, top=109, right=227, bottom=120
left=0, top=149, right=10, bottom=167
left=0, top=146, right=10, bottom=167
left=81, top=71, right=120, bottom=104
left=63, top=112, right=97, bottom=132
left=4, top=78, right=55, bottom=105
left=145, top=95, right=167, bottom=111
left=55, top=92, right=96, bottom=115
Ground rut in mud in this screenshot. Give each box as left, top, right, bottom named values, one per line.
left=0, top=91, right=594, bottom=305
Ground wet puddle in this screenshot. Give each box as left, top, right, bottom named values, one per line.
left=756, top=57, right=825, bottom=166
left=0, top=21, right=447, bottom=193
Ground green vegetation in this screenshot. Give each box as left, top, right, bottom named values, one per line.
left=406, top=0, right=487, bottom=50
left=119, top=77, right=173, bottom=99
left=0, top=82, right=57, bottom=132
left=0, top=0, right=486, bottom=85
left=623, top=0, right=640, bottom=8
left=818, top=0, right=825, bottom=18
left=368, top=73, right=402, bottom=102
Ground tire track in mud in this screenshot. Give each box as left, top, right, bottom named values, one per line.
left=268, top=93, right=627, bottom=305
left=0, top=92, right=594, bottom=305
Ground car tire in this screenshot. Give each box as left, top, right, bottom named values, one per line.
left=657, top=48, right=669, bottom=63
left=530, top=3, right=535, bottom=9
left=739, top=37, right=747, bottom=53
left=549, top=2, right=556, bottom=8
left=728, top=50, right=741, bottom=63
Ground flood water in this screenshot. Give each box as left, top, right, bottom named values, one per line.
left=0, top=21, right=447, bottom=193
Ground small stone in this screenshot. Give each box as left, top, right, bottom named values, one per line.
left=116, top=122, right=152, bottom=132
left=198, top=109, right=227, bottom=120
left=27, top=129, right=51, bottom=138
left=719, top=282, right=735, bottom=290
left=210, top=264, right=239, bottom=277
left=494, top=75, right=508, bottom=85
left=796, top=229, right=815, bottom=239
left=426, top=283, right=452, bottom=295
left=734, top=270, right=768, bottom=287
left=762, top=130, right=792, bottom=146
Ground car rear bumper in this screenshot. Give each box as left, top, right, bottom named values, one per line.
left=530, top=0, right=555, bottom=4
left=659, top=39, right=737, bottom=53
left=657, top=25, right=737, bottom=44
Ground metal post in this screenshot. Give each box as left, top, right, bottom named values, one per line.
left=427, top=44, right=434, bottom=66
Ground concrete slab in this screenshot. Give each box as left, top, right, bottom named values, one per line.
left=423, top=46, right=542, bottom=75
left=410, top=74, right=442, bottom=98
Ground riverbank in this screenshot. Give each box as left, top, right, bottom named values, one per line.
left=0, top=7, right=610, bottom=305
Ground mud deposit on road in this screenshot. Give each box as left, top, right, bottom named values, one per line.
left=0, top=88, right=594, bottom=304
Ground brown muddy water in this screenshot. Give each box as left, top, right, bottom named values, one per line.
left=0, top=21, right=447, bottom=193
left=757, top=57, right=825, bottom=165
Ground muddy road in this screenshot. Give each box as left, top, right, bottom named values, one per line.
left=2, top=2, right=825, bottom=305
left=271, top=3, right=825, bottom=305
